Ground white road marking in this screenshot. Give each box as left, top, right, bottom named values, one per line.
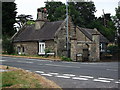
left=62, top=62, right=78, bottom=64
left=45, top=64, right=80, bottom=68
left=41, top=74, right=53, bottom=77
left=115, top=82, right=120, bottom=84
left=25, top=62, right=33, bottom=63
left=17, top=61, right=25, bottom=63
left=35, top=71, right=44, bottom=74
left=26, top=59, right=52, bottom=62
left=106, top=69, right=117, bottom=72
left=63, top=74, right=76, bottom=77
left=55, top=75, right=71, bottom=79
left=16, top=61, right=33, bottom=63
left=93, top=79, right=111, bottom=83
left=72, top=77, right=88, bottom=80
left=49, top=73, right=58, bottom=75
left=98, top=77, right=114, bottom=81
left=81, top=63, right=98, bottom=65
left=0, top=60, right=7, bottom=62
left=79, top=75, right=94, bottom=79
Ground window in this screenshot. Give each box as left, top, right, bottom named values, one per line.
left=38, top=42, right=45, bottom=55
left=22, top=47, right=25, bottom=54
left=17, top=47, right=21, bottom=55
left=100, top=43, right=105, bottom=52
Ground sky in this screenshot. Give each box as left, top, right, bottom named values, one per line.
left=15, top=0, right=119, bottom=20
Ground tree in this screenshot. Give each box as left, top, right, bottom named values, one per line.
left=16, top=14, right=33, bottom=28
left=2, top=2, right=17, bottom=37
left=44, top=1, right=96, bottom=28
left=2, top=2, right=17, bottom=54
left=68, top=1, right=96, bottom=28
left=45, top=1, right=66, bottom=21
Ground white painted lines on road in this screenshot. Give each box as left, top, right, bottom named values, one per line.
left=72, top=77, right=88, bottom=81
left=34, top=70, right=119, bottom=84
left=16, top=61, right=33, bottom=64
left=62, top=62, right=78, bottom=64
left=63, top=74, right=76, bottom=77
left=24, top=62, right=33, bottom=63
left=49, top=73, right=58, bottom=75
left=98, top=77, right=114, bottom=81
left=93, top=79, right=111, bottom=83
left=79, top=75, right=94, bottom=79
left=0, top=60, right=7, bottom=62
left=55, top=75, right=71, bottom=79
left=41, top=74, right=53, bottom=77
left=106, top=69, right=117, bottom=72
left=35, top=71, right=44, bottom=74
left=115, top=81, right=120, bottom=84
left=45, top=64, right=80, bottom=68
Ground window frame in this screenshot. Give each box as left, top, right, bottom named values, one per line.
left=38, top=42, right=45, bottom=55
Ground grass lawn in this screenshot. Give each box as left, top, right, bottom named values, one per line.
left=0, top=65, right=61, bottom=89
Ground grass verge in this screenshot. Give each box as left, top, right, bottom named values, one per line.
left=0, top=65, right=62, bottom=89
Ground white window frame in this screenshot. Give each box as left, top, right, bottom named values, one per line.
left=17, top=47, right=21, bottom=55
left=100, top=43, right=105, bottom=52
left=38, top=42, right=45, bottom=55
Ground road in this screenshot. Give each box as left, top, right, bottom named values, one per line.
left=1, top=56, right=120, bottom=88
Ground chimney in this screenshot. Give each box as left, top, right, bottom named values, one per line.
left=35, top=8, right=47, bottom=30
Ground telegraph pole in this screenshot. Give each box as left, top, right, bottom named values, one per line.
left=66, top=0, right=69, bottom=57
left=102, top=9, right=106, bottom=27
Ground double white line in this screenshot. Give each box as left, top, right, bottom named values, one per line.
left=93, top=77, right=114, bottom=83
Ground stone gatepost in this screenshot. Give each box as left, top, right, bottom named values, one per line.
left=89, top=32, right=100, bottom=61
left=70, top=37, right=77, bottom=61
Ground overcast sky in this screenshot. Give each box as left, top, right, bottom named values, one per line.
left=15, top=0, right=119, bottom=20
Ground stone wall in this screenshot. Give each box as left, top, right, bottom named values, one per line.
left=55, top=17, right=76, bottom=57
left=76, top=27, right=90, bottom=41
left=14, top=42, right=38, bottom=55
left=45, top=40, right=55, bottom=53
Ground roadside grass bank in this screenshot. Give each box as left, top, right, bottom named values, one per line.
left=1, top=54, right=61, bottom=61
left=0, top=65, right=62, bottom=89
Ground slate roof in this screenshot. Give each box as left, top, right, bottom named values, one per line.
left=13, top=21, right=63, bottom=42
left=77, top=27, right=109, bottom=43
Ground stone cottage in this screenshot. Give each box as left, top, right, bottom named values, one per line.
left=12, top=8, right=109, bottom=61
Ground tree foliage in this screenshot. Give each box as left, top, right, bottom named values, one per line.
left=45, top=1, right=66, bottom=21
left=92, top=14, right=116, bottom=42
left=68, top=1, right=96, bottom=28
left=16, top=14, right=33, bottom=28
left=44, top=1, right=116, bottom=42
left=2, top=2, right=17, bottom=37
left=2, top=2, right=17, bottom=54
left=44, top=1, right=96, bottom=28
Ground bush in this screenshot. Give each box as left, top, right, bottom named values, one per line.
left=61, top=56, right=72, bottom=62
left=107, top=45, right=119, bottom=54
left=2, top=38, right=15, bottom=54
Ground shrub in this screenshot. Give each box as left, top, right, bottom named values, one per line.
left=61, top=56, right=72, bottom=62
left=2, top=38, right=15, bottom=54
left=107, top=45, right=119, bottom=54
